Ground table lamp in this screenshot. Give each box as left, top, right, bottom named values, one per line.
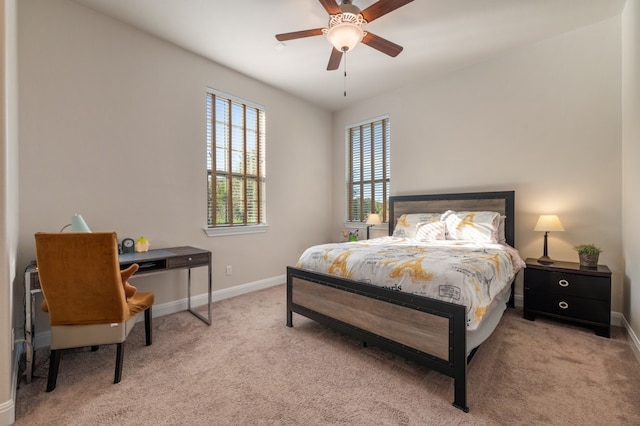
left=534, top=214, right=564, bottom=264
left=60, top=214, right=92, bottom=232
left=366, top=213, right=382, bottom=239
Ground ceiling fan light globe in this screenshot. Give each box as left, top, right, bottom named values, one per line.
left=327, top=22, right=363, bottom=52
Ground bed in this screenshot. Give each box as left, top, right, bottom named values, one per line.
left=286, top=190, right=522, bottom=412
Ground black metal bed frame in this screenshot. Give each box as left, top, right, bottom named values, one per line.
left=286, top=190, right=516, bottom=412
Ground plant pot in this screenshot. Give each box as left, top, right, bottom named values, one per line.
left=579, top=253, right=599, bottom=268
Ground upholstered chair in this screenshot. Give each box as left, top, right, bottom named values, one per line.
left=34, top=232, right=154, bottom=392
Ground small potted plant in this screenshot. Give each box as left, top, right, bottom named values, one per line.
left=342, top=229, right=359, bottom=242
left=573, top=244, right=602, bottom=268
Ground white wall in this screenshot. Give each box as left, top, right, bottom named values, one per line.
left=332, top=17, right=624, bottom=311
left=7, top=0, right=638, bottom=421
left=17, top=0, right=333, bottom=332
left=622, top=0, right=640, bottom=340
left=1, top=0, right=18, bottom=424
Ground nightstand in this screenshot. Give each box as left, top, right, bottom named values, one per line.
left=523, top=258, right=611, bottom=337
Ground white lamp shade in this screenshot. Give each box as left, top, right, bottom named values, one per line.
left=534, top=215, right=564, bottom=232
left=366, top=213, right=382, bottom=226
left=70, top=214, right=91, bottom=232
left=326, top=22, right=363, bottom=52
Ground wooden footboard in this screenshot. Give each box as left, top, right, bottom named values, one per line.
left=286, top=267, right=469, bottom=412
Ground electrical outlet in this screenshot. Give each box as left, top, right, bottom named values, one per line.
left=226, top=265, right=232, bottom=276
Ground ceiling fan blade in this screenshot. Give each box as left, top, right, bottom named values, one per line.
left=361, top=0, right=414, bottom=23
left=276, top=28, right=324, bottom=42
left=362, top=32, right=403, bottom=57
left=318, top=0, right=341, bottom=15
left=327, top=48, right=343, bottom=70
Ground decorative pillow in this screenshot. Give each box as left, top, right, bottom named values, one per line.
left=40, top=263, right=139, bottom=312
left=441, top=210, right=500, bottom=243
left=497, top=215, right=507, bottom=244
left=415, top=220, right=446, bottom=241
left=392, top=213, right=442, bottom=239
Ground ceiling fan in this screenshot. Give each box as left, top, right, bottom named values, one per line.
left=275, top=0, right=414, bottom=71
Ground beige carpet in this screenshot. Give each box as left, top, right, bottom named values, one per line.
left=15, top=285, right=640, bottom=425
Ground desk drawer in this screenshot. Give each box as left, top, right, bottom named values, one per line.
left=167, top=253, right=210, bottom=269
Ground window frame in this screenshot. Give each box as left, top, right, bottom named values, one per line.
left=345, top=114, right=390, bottom=224
left=204, top=88, right=267, bottom=237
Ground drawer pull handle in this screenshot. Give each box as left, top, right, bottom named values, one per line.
left=188, top=257, right=192, bottom=261
left=559, top=301, right=569, bottom=309
left=558, top=279, right=569, bottom=287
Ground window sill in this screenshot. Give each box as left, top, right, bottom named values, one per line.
left=344, top=222, right=387, bottom=230
left=203, top=224, right=269, bottom=237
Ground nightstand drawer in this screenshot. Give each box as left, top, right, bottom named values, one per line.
left=525, top=268, right=609, bottom=300
left=527, top=294, right=610, bottom=324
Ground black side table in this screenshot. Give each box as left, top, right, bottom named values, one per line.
left=523, top=258, right=611, bottom=337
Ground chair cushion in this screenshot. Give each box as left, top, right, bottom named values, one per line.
left=128, top=292, right=154, bottom=317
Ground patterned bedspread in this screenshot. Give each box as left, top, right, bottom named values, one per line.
left=296, top=237, right=526, bottom=330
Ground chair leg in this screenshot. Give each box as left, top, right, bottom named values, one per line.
left=46, top=349, right=61, bottom=392
left=114, top=342, right=124, bottom=384
left=145, top=307, right=153, bottom=346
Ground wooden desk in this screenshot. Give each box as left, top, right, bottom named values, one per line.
left=24, top=246, right=212, bottom=384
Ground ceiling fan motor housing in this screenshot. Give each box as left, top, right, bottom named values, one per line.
left=339, top=1, right=362, bottom=15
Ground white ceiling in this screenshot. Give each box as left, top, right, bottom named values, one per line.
left=72, top=0, right=626, bottom=112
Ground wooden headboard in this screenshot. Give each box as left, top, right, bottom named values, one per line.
left=388, top=191, right=515, bottom=246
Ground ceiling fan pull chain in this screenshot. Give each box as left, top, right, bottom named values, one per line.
left=343, top=50, right=347, bottom=97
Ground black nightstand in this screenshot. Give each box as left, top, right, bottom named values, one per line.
left=523, top=258, right=611, bottom=337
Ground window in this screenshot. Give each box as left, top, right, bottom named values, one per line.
left=206, top=89, right=266, bottom=234
left=346, top=115, right=390, bottom=223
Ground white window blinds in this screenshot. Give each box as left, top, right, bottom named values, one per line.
left=206, top=89, right=266, bottom=227
left=347, top=116, right=390, bottom=222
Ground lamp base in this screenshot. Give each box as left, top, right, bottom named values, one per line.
left=537, top=255, right=554, bottom=265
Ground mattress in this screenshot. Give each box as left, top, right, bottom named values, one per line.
left=296, top=236, right=525, bottom=332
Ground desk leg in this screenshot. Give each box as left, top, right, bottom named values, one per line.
left=187, top=268, right=192, bottom=313
left=186, top=258, right=212, bottom=325
left=25, top=271, right=34, bottom=384
left=207, top=257, right=212, bottom=323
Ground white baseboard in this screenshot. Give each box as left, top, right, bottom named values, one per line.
left=140, top=274, right=285, bottom=321
left=513, top=294, right=523, bottom=308
left=0, top=398, right=15, bottom=426
left=33, top=275, right=285, bottom=350
left=1, top=348, right=19, bottom=426
left=614, top=312, right=640, bottom=362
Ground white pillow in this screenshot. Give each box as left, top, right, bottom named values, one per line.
left=442, top=210, right=500, bottom=243
left=392, top=213, right=442, bottom=239
left=415, top=221, right=446, bottom=241
left=497, top=215, right=506, bottom=244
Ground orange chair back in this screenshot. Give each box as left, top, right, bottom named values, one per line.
left=35, top=232, right=128, bottom=326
